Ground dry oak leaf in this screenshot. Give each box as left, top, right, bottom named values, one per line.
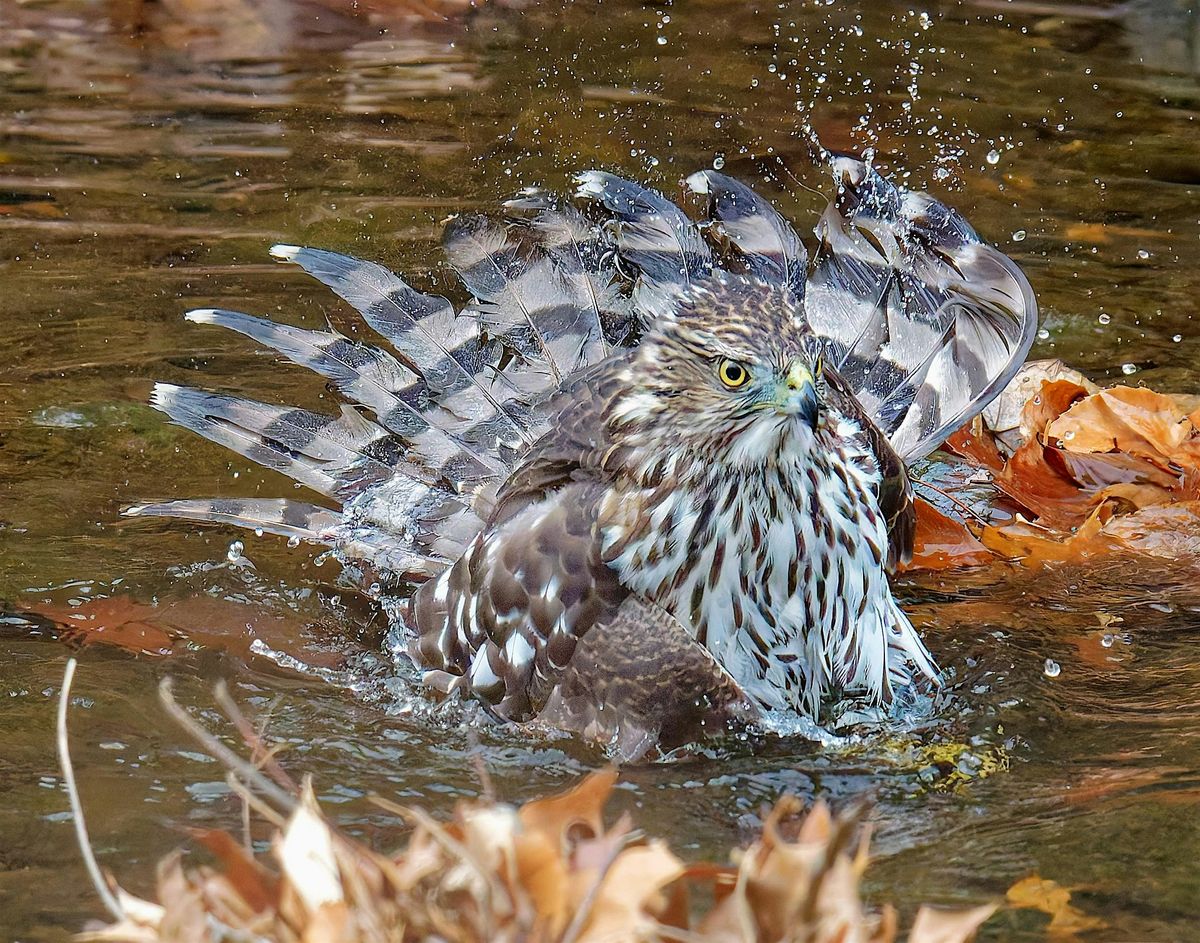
left=1046, top=386, right=1200, bottom=470
left=908, top=904, right=998, bottom=943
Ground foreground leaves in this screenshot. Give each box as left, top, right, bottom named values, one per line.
left=80, top=772, right=994, bottom=943
left=909, top=361, right=1200, bottom=569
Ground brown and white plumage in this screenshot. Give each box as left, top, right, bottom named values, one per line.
left=127, top=158, right=1037, bottom=758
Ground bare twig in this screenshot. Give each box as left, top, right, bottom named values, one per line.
left=56, top=658, right=124, bottom=921
left=466, top=729, right=495, bottom=802
left=157, top=677, right=298, bottom=814
left=213, top=680, right=298, bottom=794
left=226, top=773, right=289, bottom=828
left=913, top=477, right=992, bottom=527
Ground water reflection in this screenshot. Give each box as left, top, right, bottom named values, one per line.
left=3, top=0, right=1200, bottom=940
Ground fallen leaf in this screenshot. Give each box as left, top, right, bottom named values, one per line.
left=189, top=829, right=279, bottom=913
left=1006, top=875, right=1106, bottom=936
left=574, top=841, right=685, bottom=943
left=905, top=498, right=993, bottom=571
left=943, top=416, right=1006, bottom=473
left=981, top=360, right=1097, bottom=453
left=1047, top=386, right=1200, bottom=473
left=908, top=903, right=997, bottom=943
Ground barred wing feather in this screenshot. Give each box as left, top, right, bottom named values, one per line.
left=805, top=156, right=1037, bottom=462
left=129, top=160, right=1035, bottom=588
left=684, top=169, right=807, bottom=299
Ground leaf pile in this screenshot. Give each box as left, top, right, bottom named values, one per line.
left=80, top=770, right=993, bottom=943
left=909, top=360, right=1200, bottom=568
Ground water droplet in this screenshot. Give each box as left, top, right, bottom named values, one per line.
left=1037, top=328, right=1050, bottom=340
left=712, top=152, right=726, bottom=170
left=226, top=540, right=244, bottom=563
left=655, top=35, right=667, bottom=45
left=1098, top=313, right=1111, bottom=325
left=286, top=535, right=301, bottom=549
left=1012, top=229, right=1026, bottom=242
left=1137, top=249, right=1150, bottom=259
left=1101, top=634, right=1114, bottom=648
left=313, top=550, right=331, bottom=568
left=1121, top=363, right=1137, bottom=375
left=1043, top=658, right=1061, bottom=678
left=985, top=149, right=1001, bottom=165
left=918, top=11, right=932, bottom=29
left=254, top=527, right=264, bottom=538
left=1173, top=334, right=1183, bottom=343
left=1062, top=429, right=1076, bottom=441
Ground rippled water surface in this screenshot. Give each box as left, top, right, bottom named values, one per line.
left=4, top=0, right=1200, bottom=938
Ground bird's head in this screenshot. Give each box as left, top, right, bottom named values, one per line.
left=610, top=279, right=828, bottom=469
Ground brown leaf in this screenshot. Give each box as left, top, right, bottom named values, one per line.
left=943, top=417, right=1006, bottom=473
left=905, top=498, right=993, bottom=571
left=981, top=360, right=1097, bottom=453
left=993, top=437, right=1094, bottom=528
left=189, top=829, right=279, bottom=914
left=573, top=841, right=685, bottom=943
left=518, top=768, right=618, bottom=854
left=1046, top=386, right=1200, bottom=470
left=907, top=903, right=996, bottom=943
left=1006, top=875, right=1106, bottom=936
left=981, top=505, right=1116, bottom=565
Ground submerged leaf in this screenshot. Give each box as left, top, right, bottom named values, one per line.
left=1006, top=874, right=1106, bottom=936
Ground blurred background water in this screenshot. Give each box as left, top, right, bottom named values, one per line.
left=3, top=0, right=1200, bottom=938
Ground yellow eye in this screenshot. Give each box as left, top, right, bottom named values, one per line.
left=717, top=360, right=751, bottom=389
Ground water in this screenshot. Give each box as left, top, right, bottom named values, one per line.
left=3, top=1, right=1200, bottom=938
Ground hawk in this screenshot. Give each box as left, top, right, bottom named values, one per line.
left=127, top=158, right=1037, bottom=759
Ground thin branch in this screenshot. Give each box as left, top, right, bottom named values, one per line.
left=158, top=677, right=298, bottom=814
left=56, top=658, right=124, bottom=921
left=226, top=774, right=288, bottom=828
left=913, top=477, right=992, bottom=527
left=213, top=680, right=298, bottom=793
left=466, top=729, right=495, bottom=802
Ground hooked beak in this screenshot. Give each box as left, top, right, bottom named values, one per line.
left=775, top=360, right=819, bottom=429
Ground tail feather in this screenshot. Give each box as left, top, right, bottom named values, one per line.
left=267, top=245, right=537, bottom=452
left=443, top=215, right=606, bottom=385
left=185, top=308, right=504, bottom=482
left=806, top=156, right=1037, bottom=462
left=685, top=170, right=807, bottom=298
left=503, top=189, right=637, bottom=351
left=123, top=498, right=340, bottom=544
left=572, top=171, right=713, bottom=319
left=149, top=383, right=408, bottom=501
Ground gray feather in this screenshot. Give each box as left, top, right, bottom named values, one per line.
left=685, top=170, right=807, bottom=299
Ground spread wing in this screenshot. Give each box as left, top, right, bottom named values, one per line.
left=804, top=157, right=1038, bottom=462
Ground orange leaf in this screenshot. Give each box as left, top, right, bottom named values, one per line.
left=981, top=505, right=1116, bottom=565
left=1006, top=875, right=1106, bottom=936
left=943, top=418, right=1005, bottom=473
left=1046, top=386, right=1200, bottom=469
left=518, top=769, right=618, bottom=854
left=905, top=499, right=993, bottom=571
left=189, top=830, right=279, bottom=913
